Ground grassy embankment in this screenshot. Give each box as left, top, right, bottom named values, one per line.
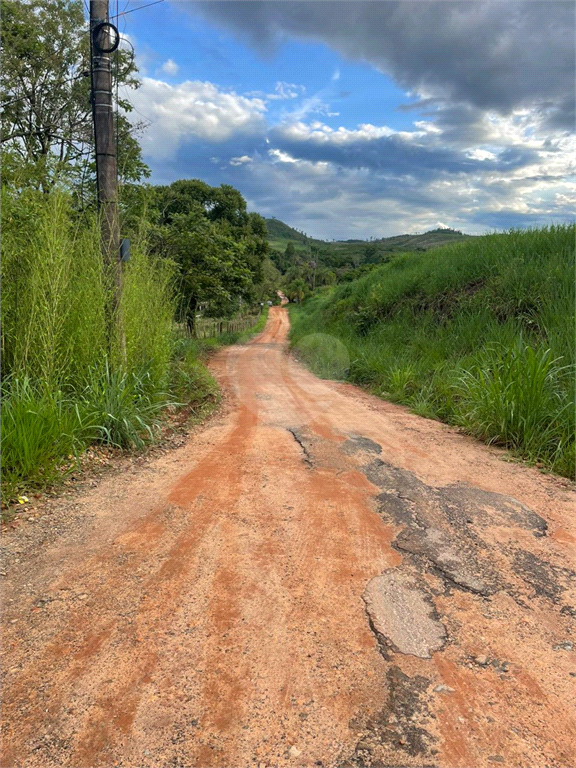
left=1, top=189, right=267, bottom=506
left=290, top=225, right=575, bottom=478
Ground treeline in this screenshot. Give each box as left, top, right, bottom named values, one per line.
left=271, top=241, right=381, bottom=300
left=123, top=179, right=278, bottom=327
left=269, top=225, right=470, bottom=301
left=0, top=0, right=276, bottom=504
left=290, top=226, right=575, bottom=478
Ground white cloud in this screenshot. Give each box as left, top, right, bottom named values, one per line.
left=467, top=148, right=497, bottom=162
left=130, top=79, right=267, bottom=160
left=276, top=120, right=398, bottom=144
left=159, top=59, right=179, bottom=76
left=266, top=81, right=306, bottom=100
left=188, top=1, right=574, bottom=128
left=268, top=148, right=299, bottom=164
left=162, top=0, right=574, bottom=236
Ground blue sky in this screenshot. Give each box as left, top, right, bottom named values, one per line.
left=112, top=1, right=575, bottom=240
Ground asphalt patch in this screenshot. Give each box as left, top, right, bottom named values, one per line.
left=363, top=460, right=428, bottom=503
left=512, top=550, right=576, bottom=603
left=375, top=492, right=417, bottom=527
left=435, top=484, right=548, bottom=534
left=363, top=571, right=447, bottom=659
left=394, top=527, right=499, bottom=596
left=346, top=666, right=436, bottom=766
left=341, top=436, right=383, bottom=456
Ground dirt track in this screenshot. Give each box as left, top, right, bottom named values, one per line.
left=1, top=306, right=575, bottom=768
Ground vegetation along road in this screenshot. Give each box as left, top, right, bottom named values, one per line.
left=2, top=306, right=574, bottom=768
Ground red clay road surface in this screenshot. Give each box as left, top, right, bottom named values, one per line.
left=2, top=306, right=575, bottom=768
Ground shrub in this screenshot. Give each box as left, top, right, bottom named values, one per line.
left=454, top=341, right=574, bottom=474
left=1, top=189, right=183, bottom=501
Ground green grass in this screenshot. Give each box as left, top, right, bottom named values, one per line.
left=1, top=182, right=271, bottom=506
left=1, top=377, right=91, bottom=496
left=1, top=189, right=208, bottom=505
left=290, top=225, right=575, bottom=478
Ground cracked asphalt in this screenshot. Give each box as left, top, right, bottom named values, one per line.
left=1, top=306, right=575, bottom=768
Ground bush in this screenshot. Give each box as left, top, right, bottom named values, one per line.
left=454, top=341, right=574, bottom=475
left=170, top=336, right=218, bottom=407
left=81, top=362, right=177, bottom=450
left=1, top=188, right=107, bottom=389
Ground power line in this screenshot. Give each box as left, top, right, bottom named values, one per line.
left=118, top=85, right=154, bottom=126
left=110, top=0, right=164, bottom=19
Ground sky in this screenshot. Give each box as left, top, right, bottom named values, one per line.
left=113, top=0, right=575, bottom=240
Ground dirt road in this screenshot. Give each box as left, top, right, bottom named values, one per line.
left=2, top=306, right=575, bottom=768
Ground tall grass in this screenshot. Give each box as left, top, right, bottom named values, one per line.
left=1, top=189, right=107, bottom=389
left=1, top=189, right=181, bottom=503
left=290, top=225, right=575, bottom=478
left=1, top=377, right=91, bottom=492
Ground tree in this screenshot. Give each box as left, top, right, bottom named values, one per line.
left=307, top=259, right=317, bottom=291
left=164, top=210, right=251, bottom=331
left=254, top=258, right=282, bottom=304
left=315, top=267, right=337, bottom=287
left=149, top=180, right=269, bottom=330
left=286, top=278, right=307, bottom=303
left=0, top=0, right=147, bottom=193
left=364, top=243, right=378, bottom=263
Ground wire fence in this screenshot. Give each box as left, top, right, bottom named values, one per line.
left=192, top=314, right=262, bottom=340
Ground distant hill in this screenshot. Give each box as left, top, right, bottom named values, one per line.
left=265, top=217, right=470, bottom=253
left=265, top=218, right=310, bottom=243
left=265, top=218, right=325, bottom=256
left=375, top=228, right=470, bottom=252
left=265, top=217, right=473, bottom=276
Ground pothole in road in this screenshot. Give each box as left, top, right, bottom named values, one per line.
left=363, top=571, right=447, bottom=659
left=393, top=526, right=499, bottom=596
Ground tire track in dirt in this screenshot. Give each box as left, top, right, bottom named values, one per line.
left=1, top=306, right=574, bottom=768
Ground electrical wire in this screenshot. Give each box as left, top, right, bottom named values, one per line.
left=110, top=0, right=164, bottom=19
left=118, top=86, right=154, bottom=126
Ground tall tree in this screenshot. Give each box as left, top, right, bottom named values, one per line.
left=149, top=179, right=269, bottom=330
left=0, top=0, right=147, bottom=192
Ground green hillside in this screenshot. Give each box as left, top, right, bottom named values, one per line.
left=265, top=217, right=470, bottom=251
left=290, top=225, right=575, bottom=478
left=265, top=217, right=471, bottom=273
left=265, top=217, right=474, bottom=299
left=265, top=217, right=316, bottom=244
left=375, top=228, right=471, bottom=251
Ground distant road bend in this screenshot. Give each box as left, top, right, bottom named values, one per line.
left=2, top=306, right=575, bottom=768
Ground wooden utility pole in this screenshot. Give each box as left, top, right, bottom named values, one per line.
left=89, top=0, right=124, bottom=352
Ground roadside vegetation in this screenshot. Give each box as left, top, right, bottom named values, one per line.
left=0, top=0, right=276, bottom=506
left=266, top=216, right=470, bottom=300
left=0, top=185, right=272, bottom=504
left=290, top=226, right=575, bottom=478
left=3, top=0, right=572, bottom=507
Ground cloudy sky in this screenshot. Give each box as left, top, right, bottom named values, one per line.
left=114, top=0, right=575, bottom=239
